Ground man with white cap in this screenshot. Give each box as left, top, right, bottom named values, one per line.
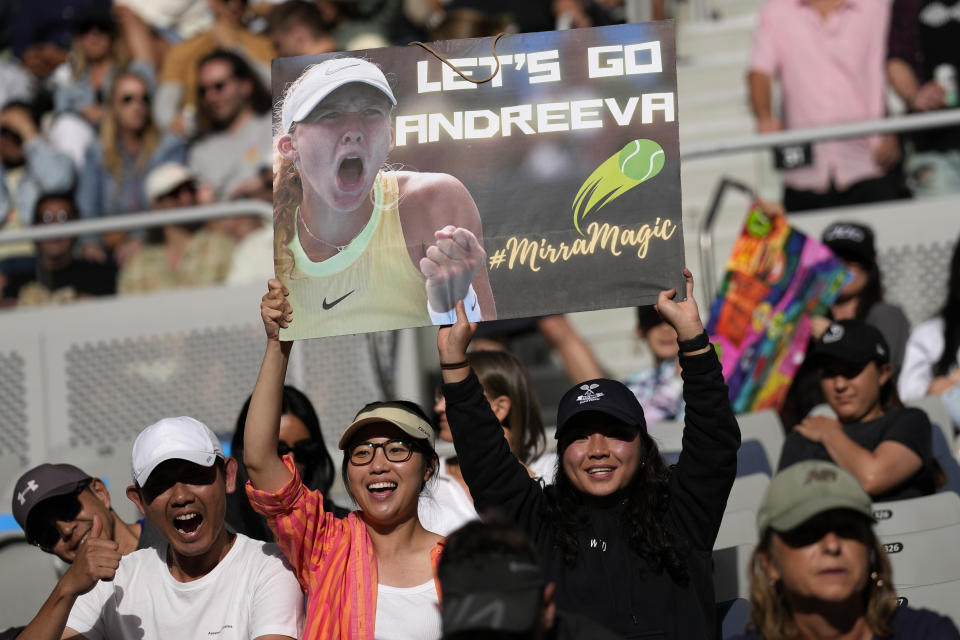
left=272, top=56, right=496, bottom=338
left=17, top=416, right=303, bottom=640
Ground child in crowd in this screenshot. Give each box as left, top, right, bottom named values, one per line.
left=623, top=305, right=684, bottom=426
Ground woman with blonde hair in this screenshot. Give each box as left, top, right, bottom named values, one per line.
left=77, top=69, right=186, bottom=263
left=734, top=460, right=957, bottom=640
left=272, top=56, right=495, bottom=338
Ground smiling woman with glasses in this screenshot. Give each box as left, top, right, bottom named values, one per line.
left=242, top=279, right=446, bottom=640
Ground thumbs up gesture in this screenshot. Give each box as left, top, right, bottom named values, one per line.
left=61, top=515, right=122, bottom=597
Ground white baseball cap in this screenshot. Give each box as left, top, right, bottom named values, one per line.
left=145, top=163, right=196, bottom=203
left=281, top=57, right=396, bottom=133
left=131, top=416, right=225, bottom=486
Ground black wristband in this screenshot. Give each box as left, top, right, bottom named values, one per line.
left=440, top=360, right=470, bottom=370
left=677, top=331, right=710, bottom=353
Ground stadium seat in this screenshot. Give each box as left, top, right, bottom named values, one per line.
left=930, top=420, right=960, bottom=496
left=726, top=473, right=770, bottom=513
left=715, top=509, right=759, bottom=550
left=658, top=439, right=771, bottom=477
left=907, top=395, right=956, bottom=456
left=717, top=598, right=750, bottom=639
left=648, top=419, right=684, bottom=453
left=881, top=523, right=960, bottom=588
left=0, top=537, right=61, bottom=630
left=736, top=409, right=785, bottom=475
left=873, top=492, right=960, bottom=537
left=713, top=543, right=755, bottom=602
left=896, top=580, right=960, bottom=629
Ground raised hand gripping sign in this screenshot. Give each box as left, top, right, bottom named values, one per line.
left=272, top=21, right=684, bottom=340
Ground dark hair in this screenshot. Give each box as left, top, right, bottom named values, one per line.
left=268, top=0, right=331, bottom=35
left=440, top=520, right=539, bottom=568
left=935, top=238, right=960, bottom=377
left=852, top=261, right=883, bottom=321
left=545, top=431, right=689, bottom=582
left=33, top=191, right=78, bottom=225
left=467, top=351, right=546, bottom=465
left=339, top=400, right=439, bottom=504
left=232, top=385, right=334, bottom=491
left=636, top=306, right=665, bottom=334
left=196, top=49, right=272, bottom=119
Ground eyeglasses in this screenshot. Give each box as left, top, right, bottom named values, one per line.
left=28, top=481, right=91, bottom=551
left=348, top=439, right=415, bottom=466
left=198, top=79, right=231, bottom=98
left=38, top=209, right=73, bottom=224
left=278, top=439, right=324, bottom=462
left=120, top=93, right=149, bottom=105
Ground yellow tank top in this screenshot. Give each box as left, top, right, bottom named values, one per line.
left=280, top=172, right=430, bottom=340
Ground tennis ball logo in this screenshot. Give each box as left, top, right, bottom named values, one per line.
left=572, top=139, right=665, bottom=236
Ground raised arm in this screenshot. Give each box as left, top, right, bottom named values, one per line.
left=437, top=303, right=545, bottom=531
left=659, top=270, right=741, bottom=550
left=244, top=279, right=295, bottom=493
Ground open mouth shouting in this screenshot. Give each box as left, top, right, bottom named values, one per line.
left=337, top=155, right=365, bottom=191
left=173, top=512, right=204, bottom=541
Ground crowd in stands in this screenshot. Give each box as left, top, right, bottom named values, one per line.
left=3, top=0, right=960, bottom=638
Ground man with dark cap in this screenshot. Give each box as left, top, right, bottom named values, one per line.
left=439, top=520, right=621, bottom=640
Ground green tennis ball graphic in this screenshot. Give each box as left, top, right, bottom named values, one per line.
left=618, top=139, right=665, bottom=181
left=573, top=139, right=666, bottom=236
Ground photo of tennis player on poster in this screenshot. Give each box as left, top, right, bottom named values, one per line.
left=273, top=22, right=684, bottom=340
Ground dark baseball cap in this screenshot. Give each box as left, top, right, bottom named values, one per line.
left=822, top=222, right=876, bottom=266
left=555, top=378, right=646, bottom=439
left=12, top=463, right=92, bottom=543
left=808, top=319, right=889, bottom=369
left=439, top=552, right=545, bottom=635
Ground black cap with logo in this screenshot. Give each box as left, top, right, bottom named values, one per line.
left=809, top=319, right=889, bottom=368
left=822, top=222, right=876, bottom=266
left=555, top=378, right=646, bottom=439
left=11, top=463, right=92, bottom=545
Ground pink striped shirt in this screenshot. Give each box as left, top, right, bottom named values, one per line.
left=749, top=0, right=891, bottom=191
left=247, top=456, right=443, bottom=640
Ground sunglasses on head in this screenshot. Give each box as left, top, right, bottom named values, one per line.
left=120, top=93, right=149, bottom=105
left=28, top=480, right=92, bottom=551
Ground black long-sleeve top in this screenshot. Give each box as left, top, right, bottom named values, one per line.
left=442, top=347, right=740, bottom=639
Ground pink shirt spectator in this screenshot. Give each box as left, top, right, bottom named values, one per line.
left=749, top=0, right=890, bottom=191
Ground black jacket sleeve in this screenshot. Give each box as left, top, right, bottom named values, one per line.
left=667, top=347, right=741, bottom=551
left=443, top=370, right=547, bottom=537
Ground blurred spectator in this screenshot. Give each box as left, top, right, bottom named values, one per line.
left=188, top=50, right=272, bottom=202
left=0, top=100, right=74, bottom=287
left=54, top=7, right=141, bottom=128
left=113, top=0, right=215, bottom=43
left=267, top=1, right=338, bottom=58
left=439, top=0, right=555, bottom=33
left=623, top=306, right=684, bottom=427
left=319, top=0, right=401, bottom=50
left=76, top=69, right=187, bottom=265
left=438, top=520, right=621, bottom=639
left=899, top=236, right=960, bottom=423
left=2, top=192, right=116, bottom=307
left=154, top=0, right=273, bottom=135
left=887, top=0, right=960, bottom=197
left=429, top=8, right=513, bottom=41
left=552, top=0, right=628, bottom=29
left=117, top=162, right=235, bottom=294
left=748, top=0, right=904, bottom=212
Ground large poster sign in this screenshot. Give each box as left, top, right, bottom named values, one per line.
left=273, top=22, right=684, bottom=340
left=706, top=206, right=848, bottom=413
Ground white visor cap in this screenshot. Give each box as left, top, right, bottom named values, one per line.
left=281, top=58, right=396, bottom=133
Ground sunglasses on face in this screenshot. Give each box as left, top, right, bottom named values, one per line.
left=198, top=79, right=231, bottom=98
left=778, top=511, right=872, bottom=548
left=28, top=481, right=92, bottom=550
left=348, top=439, right=416, bottom=466
left=277, top=439, right=324, bottom=462
left=119, top=93, right=149, bottom=105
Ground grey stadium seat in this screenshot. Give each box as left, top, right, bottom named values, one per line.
left=881, top=523, right=960, bottom=588
left=873, top=492, right=960, bottom=537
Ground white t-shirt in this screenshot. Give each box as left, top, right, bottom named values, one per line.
left=899, top=317, right=960, bottom=402
left=66, top=533, right=303, bottom=640
left=374, top=580, right=441, bottom=640
left=529, top=451, right=558, bottom=483
left=418, top=458, right=479, bottom=536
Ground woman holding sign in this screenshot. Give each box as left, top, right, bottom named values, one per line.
left=437, top=268, right=741, bottom=639
left=273, top=56, right=496, bottom=338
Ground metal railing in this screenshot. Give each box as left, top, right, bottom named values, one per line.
left=0, top=199, right=272, bottom=246
left=688, top=108, right=960, bottom=296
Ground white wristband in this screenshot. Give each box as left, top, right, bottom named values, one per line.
left=428, top=284, right=481, bottom=324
